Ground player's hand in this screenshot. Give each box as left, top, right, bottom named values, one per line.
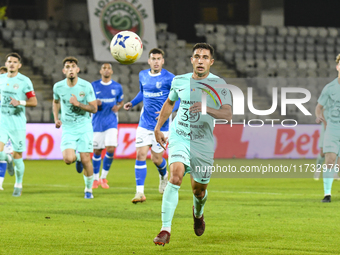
left=96, top=99, right=102, bottom=106
left=155, top=111, right=160, bottom=120
left=9, top=97, right=20, bottom=107
left=70, top=94, right=79, bottom=107
left=124, top=102, right=132, bottom=110
left=112, top=105, right=119, bottom=112
left=315, top=115, right=325, bottom=124
left=155, top=129, right=168, bottom=150
left=189, top=102, right=202, bottom=113
left=55, top=120, right=62, bottom=129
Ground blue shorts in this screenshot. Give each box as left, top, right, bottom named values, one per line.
left=323, top=127, right=340, bottom=156
left=168, top=136, right=212, bottom=185
left=61, top=129, right=93, bottom=153
left=0, top=128, right=26, bottom=152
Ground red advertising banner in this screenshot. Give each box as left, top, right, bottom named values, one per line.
left=21, top=124, right=321, bottom=160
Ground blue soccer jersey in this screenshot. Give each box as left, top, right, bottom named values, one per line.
left=91, top=79, right=124, bottom=132
left=137, top=69, right=175, bottom=132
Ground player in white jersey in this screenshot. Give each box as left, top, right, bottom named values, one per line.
left=123, top=48, right=177, bottom=203
left=91, top=63, right=124, bottom=189
left=153, top=43, right=232, bottom=246
left=0, top=53, right=38, bottom=196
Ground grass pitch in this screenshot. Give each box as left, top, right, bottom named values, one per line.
left=1, top=159, right=340, bottom=254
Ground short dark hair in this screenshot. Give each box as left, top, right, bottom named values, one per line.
left=148, top=48, right=164, bottom=57
left=62, top=56, right=78, bottom=66
left=5, top=52, right=21, bottom=62
left=0, top=66, right=7, bottom=72
left=192, top=43, right=214, bottom=58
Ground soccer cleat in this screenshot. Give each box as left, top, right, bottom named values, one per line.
left=84, top=192, right=94, bottom=199
left=12, top=187, right=22, bottom=197
left=92, top=180, right=100, bottom=189
left=159, top=172, right=168, bottom=194
left=76, top=160, right=83, bottom=174
left=193, top=206, right=205, bottom=236
left=153, top=231, right=170, bottom=246
left=6, top=154, right=14, bottom=176
left=100, top=179, right=109, bottom=189
left=132, top=192, right=146, bottom=203
left=321, top=195, right=331, bottom=203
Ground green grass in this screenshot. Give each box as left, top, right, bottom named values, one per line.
left=1, top=159, right=340, bottom=254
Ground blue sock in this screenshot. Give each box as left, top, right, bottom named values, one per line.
left=0, top=161, right=6, bottom=178
left=103, top=152, right=114, bottom=171
left=13, top=158, right=25, bottom=184
left=155, top=158, right=167, bottom=176
left=92, top=154, right=101, bottom=175
left=323, top=168, right=334, bottom=195
left=135, top=160, right=147, bottom=186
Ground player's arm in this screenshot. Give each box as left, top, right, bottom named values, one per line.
left=112, top=100, right=124, bottom=112
left=10, top=91, right=37, bottom=107
left=190, top=103, right=232, bottom=122
left=154, top=98, right=176, bottom=150
left=70, top=94, right=97, bottom=113
left=124, top=91, right=142, bottom=110
left=315, top=103, right=326, bottom=125
left=53, top=99, right=62, bottom=128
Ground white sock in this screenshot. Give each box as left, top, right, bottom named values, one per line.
left=161, top=227, right=171, bottom=233
left=100, top=169, right=109, bottom=179
left=14, top=183, right=22, bottom=188
left=7, top=154, right=12, bottom=162
left=84, top=187, right=92, bottom=193
left=137, top=185, right=144, bottom=194
left=94, top=173, right=100, bottom=181
left=0, top=177, right=4, bottom=187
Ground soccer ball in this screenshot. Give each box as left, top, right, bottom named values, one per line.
left=110, top=31, right=143, bottom=65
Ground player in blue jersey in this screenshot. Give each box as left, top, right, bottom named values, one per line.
left=123, top=48, right=177, bottom=203
left=0, top=65, right=13, bottom=190
left=0, top=53, right=38, bottom=196
left=153, top=43, right=232, bottom=245
left=53, top=56, right=97, bottom=199
left=91, top=63, right=124, bottom=189
left=315, top=53, right=340, bottom=202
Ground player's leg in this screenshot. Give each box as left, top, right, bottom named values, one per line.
left=322, top=152, right=336, bottom=202
left=151, top=150, right=168, bottom=194
left=78, top=130, right=95, bottom=199
left=0, top=131, right=14, bottom=176
left=132, top=145, right=149, bottom=203
left=191, top=178, right=208, bottom=236
left=315, top=123, right=325, bottom=180
left=12, top=151, right=24, bottom=197
left=61, top=132, right=81, bottom=172
left=81, top=152, right=94, bottom=199
left=92, top=131, right=104, bottom=188
left=0, top=142, right=7, bottom=190
left=99, top=128, right=118, bottom=189
left=154, top=162, right=185, bottom=246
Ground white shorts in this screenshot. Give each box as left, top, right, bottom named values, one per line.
left=93, top=128, right=118, bottom=149
left=135, top=126, right=169, bottom=153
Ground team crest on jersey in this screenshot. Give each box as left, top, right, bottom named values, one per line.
left=79, top=91, right=85, bottom=98
left=156, top=82, right=162, bottom=89
left=13, top=84, right=19, bottom=90
left=111, top=90, right=116, bottom=96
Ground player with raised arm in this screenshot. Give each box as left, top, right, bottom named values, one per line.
left=315, top=53, right=340, bottom=203
left=123, top=48, right=178, bottom=203
left=153, top=43, right=232, bottom=246
left=0, top=53, right=38, bottom=196
left=53, top=56, right=97, bottom=199
left=91, top=63, right=124, bottom=189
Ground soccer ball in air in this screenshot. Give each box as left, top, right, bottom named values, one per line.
left=110, top=31, right=143, bottom=65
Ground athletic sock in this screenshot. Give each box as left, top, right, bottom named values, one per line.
left=13, top=158, right=25, bottom=185
left=84, top=175, right=94, bottom=193
left=101, top=152, right=114, bottom=178
left=0, top=161, right=6, bottom=188
left=193, top=190, right=208, bottom=218
left=135, top=160, right=147, bottom=193
left=161, top=182, right=180, bottom=230
left=0, top=151, right=6, bottom=161
left=155, top=158, right=167, bottom=177
left=76, top=152, right=80, bottom=162
left=323, top=168, right=334, bottom=195
left=92, top=154, right=101, bottom=180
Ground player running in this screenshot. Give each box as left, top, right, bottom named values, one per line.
left=123, top=48, right=178, bottom=203
left=153, top=43, right=232, bottom=245
left=91, top=63, right=124, bottom=189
